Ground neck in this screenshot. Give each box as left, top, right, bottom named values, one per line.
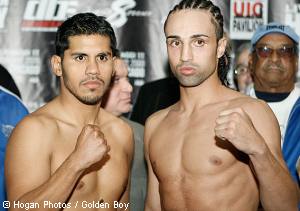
left=254, top=82, right=294, bottom=93
left=58, top=90, right=102, bottom=126
left=178, top=72, right=224, bottom=112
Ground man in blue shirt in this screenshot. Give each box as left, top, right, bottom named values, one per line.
left=0, top=86, right=28, bottom=210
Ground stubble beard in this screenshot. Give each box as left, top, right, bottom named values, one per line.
left=62, top=69, right=104, bottom=106
left=173, top=66, right=215, bottom=87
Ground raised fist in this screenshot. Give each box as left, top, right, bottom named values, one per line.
left=74, top=124, right=110, bottom=170
left=214, top=108, right=263, bottom=155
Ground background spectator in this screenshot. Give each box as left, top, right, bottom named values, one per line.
left=0, top=86, right=28, bottom=211
left=233, top=42, right=253, bottom=94
left=102, top=57, right=147, bottom=210
left=249, top=22, right=300, bottom=186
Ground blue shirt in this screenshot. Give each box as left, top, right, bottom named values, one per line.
left=283, top=97, right=300, bottom=186
left=0, top=86, right=28, bottom=210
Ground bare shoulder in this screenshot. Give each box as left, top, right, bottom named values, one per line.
left=221, top=89, right=274, bottom=118
left=144, top=104, right=175, bottom=145
left=145, top=105, right=173, bottom=129
left=101, top=109, right=132, bottom=135
left=234, top=96, right=277, bottom=123
left=8, top=102, right=60, bottom=151
left=226, top=93, right=278, bottom=129
left=5, top=102, right=63, bottom=201
left=100, top=109, right=133, bottom=153
left=228, top=95, right=282, bottom=154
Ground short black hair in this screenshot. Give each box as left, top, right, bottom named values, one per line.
left=55, top=13, right=117, bottom=58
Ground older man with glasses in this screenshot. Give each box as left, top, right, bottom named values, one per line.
left=249, top=22, right=300, bottom=188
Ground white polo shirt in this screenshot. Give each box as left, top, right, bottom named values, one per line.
left=249, top=86, right=300, bottom=146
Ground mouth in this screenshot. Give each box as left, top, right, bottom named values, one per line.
left=265, top=63, right=284, bottom=72
left=122, top=98, right=132, bottom=103
left=178, top=66, right=195, bottom=75
left=266, top=67, right=283, bottom=73
left=82, top=80, right=103, bottom=89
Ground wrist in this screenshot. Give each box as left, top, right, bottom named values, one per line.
left=248, top=141, right=271, bottom=169
left=248, top=133, right=268, bottom=156
left=67, top=152, right=86, bottom=173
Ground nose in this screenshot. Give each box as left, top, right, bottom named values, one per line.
left=85, top=58, right=99, bottom=75
left=180, top=43, right=193, bottom=62
left=123, top=78, right=133, bottom=93
left=270, top=49, right=280, bottom=62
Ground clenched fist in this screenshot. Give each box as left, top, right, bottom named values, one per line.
left=73, top=124, right=110, bottom=170
left=214, top=107, right=264, bottom=155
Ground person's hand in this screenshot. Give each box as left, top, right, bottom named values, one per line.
left=73, top=124, right=110, bottom=170
left=214, top=108, right=264, bottom=155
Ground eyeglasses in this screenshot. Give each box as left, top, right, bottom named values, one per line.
left=255, top=45, right=296, bottom=59
left=234, top=65, right=249, bottom=76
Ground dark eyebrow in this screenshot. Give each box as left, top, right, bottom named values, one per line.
left=166, top=34, right=209, bottom=40
left=99, top=51, right=112, bottom=57
left=70, top=52, right=87, bottom=57
left=190, top=34, right=209, bottom=39
left=70, top=51, right=112, bottom=57
left=166, top=35, right=180, bottom=40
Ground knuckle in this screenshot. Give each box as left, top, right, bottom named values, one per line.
left=85, top=124, right=93, bottom=130
left=236, top=107, right=243, bottom=113
left=224, top=127, right=231, bottom=134
left=228, top=121, right=235, bottom=128
left=99, top=137, right=107, bottom=145
left=227, top=130, right=235, bottom=139
left=232, top=113, right=240, bottom=120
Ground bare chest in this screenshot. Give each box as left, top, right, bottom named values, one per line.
left=50, top=128, right=129, bottom=201
left=149, top=111, right=249, bottom=180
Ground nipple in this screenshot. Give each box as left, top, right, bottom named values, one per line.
left=209, top=156, right=222, bottom=166
left=76, top=181, right=85, bottom=190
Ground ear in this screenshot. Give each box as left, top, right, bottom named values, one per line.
left=51, top=55, right=62, bottom=76
left=217, top=37, right=227, bottom=59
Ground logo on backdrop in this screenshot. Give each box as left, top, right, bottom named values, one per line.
left=0, top=0, right=10, bottom=29
left=21, top=0, right=150, bottom=32
left=230, top=0, right=268, bottom=40
left=107, top=0, right=136, bottom=28
left=22, top=0, right=77, bottom=31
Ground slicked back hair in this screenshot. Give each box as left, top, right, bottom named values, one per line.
left=164, top=0, right=230, bottom=86
left=55, top=13, right=117, bottom=59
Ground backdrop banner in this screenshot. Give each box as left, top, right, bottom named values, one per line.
left=0, top=0, right=299, bottom=112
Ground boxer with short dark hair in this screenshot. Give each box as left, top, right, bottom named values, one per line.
left=5, top=13, right=133, bottom=211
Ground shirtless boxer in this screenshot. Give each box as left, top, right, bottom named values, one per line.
left=5, top=13, right=133, bottom=211
left=144, top=0, right=299, bottom=211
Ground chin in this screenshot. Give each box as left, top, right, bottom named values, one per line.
left=120, top=105, right=131, bottom=114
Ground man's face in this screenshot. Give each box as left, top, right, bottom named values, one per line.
left=59, top=34, right=114, bottom=105
left=164, top=10, right=225, bottom=87
left=103, top=58, right=133, bottom=116
left=235, top=48, right=252, bottom=93
left=249, top=33, right=298, bottom=92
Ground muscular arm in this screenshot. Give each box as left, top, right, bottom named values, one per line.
left=215, top=100, right=299, bottom=211
left=144, top=117, right=161, bottom=211
left=247, top=102, right=299, bottom=210
left=5, top=117, right=109, bottom=211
